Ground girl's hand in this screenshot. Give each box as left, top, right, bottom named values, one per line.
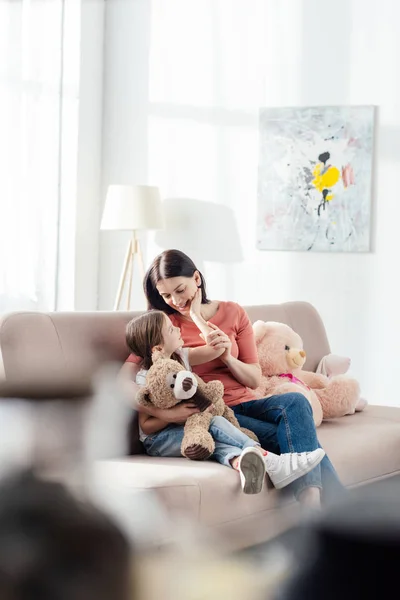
left=189, top=287, right=202, bottom=319
left=162, top=402, right=200, bottom=424
left=204, top=322, right=232, bottom=362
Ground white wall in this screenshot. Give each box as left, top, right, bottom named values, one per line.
left=99, top=0, right=151, bottom=311
left=99, top=0, right=400, bottom=405
left=74, top=0, right=104, bottom=310
left=57, top=0, right=104, bottom=310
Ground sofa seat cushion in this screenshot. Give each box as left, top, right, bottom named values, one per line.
left=91, top=405, right=400, bottom=548
left=93, top=407, right=400, bottom=526
left=92, top=455, right=281, bottom=528
left=318, top=405, right=400, bottom=486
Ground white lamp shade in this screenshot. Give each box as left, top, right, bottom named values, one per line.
left=100, top=185, right=164, bottom=231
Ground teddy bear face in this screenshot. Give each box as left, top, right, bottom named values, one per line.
left=254, top=321, right=307, bottom=376
left=145, top=356, right=189, bottom=409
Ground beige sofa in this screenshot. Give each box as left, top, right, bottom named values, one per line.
left=1, top=301, right=400, bottom=550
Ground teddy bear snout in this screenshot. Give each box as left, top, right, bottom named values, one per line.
left=172, top=371, right=198, bottom=401
left=182, top=377, right=193, bottom=392
left=287, top=348, right=307, bottom=368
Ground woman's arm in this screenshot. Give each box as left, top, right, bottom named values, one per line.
left=205, top=322, right=261, bottom=389
left=221, top=356, right=261, bottom=389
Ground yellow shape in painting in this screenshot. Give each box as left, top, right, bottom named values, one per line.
left=312, top=163, right=340, bottom=192
left=326, top=193, right=334, bottom=201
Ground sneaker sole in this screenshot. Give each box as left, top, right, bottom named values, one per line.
left=272, top=449, right=325, bottom=490
left=240, top=452, right=266, bottom=494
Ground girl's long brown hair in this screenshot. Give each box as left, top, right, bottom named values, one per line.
left=126, top=311, right=184, bottom=370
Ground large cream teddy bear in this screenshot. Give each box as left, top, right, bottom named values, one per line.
left=252, top=321, right=364, bottom=426
left=136, top=350, right=257, bottom=460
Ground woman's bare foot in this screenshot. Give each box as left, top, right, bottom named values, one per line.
left=298, top=486, right=321, bottom=508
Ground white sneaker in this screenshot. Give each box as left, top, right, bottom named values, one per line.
left=265, top=448, right=325, bottom=490
left=237, top=447, right=266, bottom=494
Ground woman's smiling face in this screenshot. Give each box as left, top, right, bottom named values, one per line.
left=156, top=272, right=201, bottom=315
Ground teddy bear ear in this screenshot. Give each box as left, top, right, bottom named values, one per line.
left=253, top=320, right=268, bottom=342
left=136, top=387, right=152, bottom=407
left=151, top=349, right=165, bottom=363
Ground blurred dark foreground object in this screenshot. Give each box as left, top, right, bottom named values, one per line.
left=0, top=470, right=131, bottom=600
left=279, top=480, right=400, bottom=600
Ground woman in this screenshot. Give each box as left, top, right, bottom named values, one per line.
left=122, top=249, right=344, bottom=506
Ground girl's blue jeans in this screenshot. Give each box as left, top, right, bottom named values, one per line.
left=143, top=415, right=258, bottom=467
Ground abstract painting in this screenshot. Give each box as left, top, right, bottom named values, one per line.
left=256, top=105, right=375, bottom=252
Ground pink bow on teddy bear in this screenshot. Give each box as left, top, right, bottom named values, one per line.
left=252, top=321, right=367, bottom=427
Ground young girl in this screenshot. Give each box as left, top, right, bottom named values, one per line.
left=126, top=310, right=325, bottom=495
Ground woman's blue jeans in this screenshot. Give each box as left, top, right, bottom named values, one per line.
left=233, top=393, right=344, bottom=501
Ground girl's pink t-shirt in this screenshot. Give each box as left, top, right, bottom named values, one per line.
left=126, top=302, right=258, bottom=407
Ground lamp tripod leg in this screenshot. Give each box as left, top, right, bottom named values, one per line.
left=126, top=244, right=134, bottom=310
left=136, top=238, right=145, bottom=281
left=114, top=240, right=132, bottom=311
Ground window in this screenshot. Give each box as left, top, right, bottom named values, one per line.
left=0, top=0, right=79, bottom=312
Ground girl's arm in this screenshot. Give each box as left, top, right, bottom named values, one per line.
left=189, top=289, right=217, bottom=340
left=139, top=412, right=169, bottom=435
left=188, top=345, right=224, bottom=366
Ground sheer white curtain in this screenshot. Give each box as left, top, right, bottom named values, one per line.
left=0, top=0, right=71, bottom=312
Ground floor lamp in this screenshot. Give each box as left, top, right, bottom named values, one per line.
left=100, top=185, right=163, bottom=310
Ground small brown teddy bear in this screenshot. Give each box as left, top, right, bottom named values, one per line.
left=136, top=350, right=257, bottom=460
left=252, top=321, right=363, bottom=426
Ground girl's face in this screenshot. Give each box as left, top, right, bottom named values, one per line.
left=156, top=272, right=201, bottom=316
left=160, top=314, right=184, bottom=355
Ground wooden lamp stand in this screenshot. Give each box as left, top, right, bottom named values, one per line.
left=114, top=231, right=145, bottom=310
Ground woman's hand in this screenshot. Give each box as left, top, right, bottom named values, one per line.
left=189, top=287, right=202, bottom=320
left=204, top=322, right=232, bottom=363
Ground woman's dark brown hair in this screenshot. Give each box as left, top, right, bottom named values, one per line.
left=126, top=310, right=183, bottom=370
left=143, top=249, right=210, bottom=314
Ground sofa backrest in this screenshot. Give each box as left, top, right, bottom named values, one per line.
left=0, top=302, right=330, bottom=381
left=0, top=302, right=331, bottom=457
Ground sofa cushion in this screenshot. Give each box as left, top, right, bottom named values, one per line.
left=318, top=405, right=400, bottom=486
left=91, top=454, right=295, bottom=549
left=92, top=406, right=400, bottom=540
left=93, top=455, right=277, bottom=523
left=90, top=405, right=400, bottom=552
